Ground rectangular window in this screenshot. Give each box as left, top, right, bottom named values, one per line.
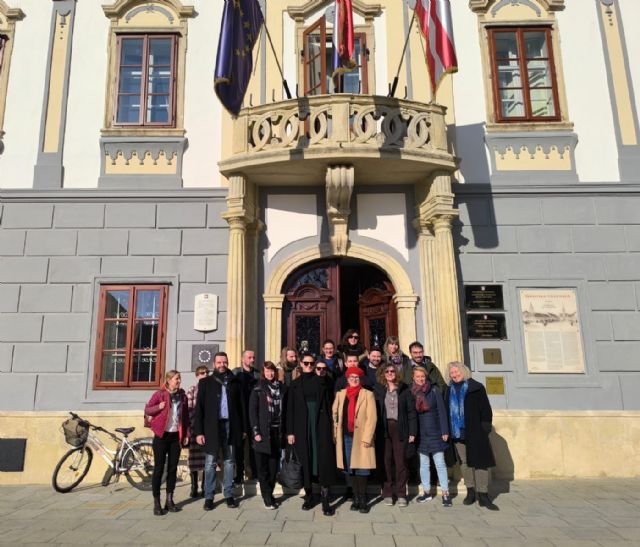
left=302, top=18, right=368, bottom=96
left=489, top=27, right=560, bottom=122
left=94, top=285, right=168, bottom=389
left=114, top=34, right=177, bottom=126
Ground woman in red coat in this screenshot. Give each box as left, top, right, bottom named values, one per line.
left=145, top=370, right=190, bottom=516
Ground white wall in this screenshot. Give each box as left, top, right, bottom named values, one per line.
left=1, top=0, right=50, bottom=188
left=182, top=0, right=222, bottom=187
left=558, top=2, right=619, bottom=182
left=618, top=0, right=640, bottom=131
left=63, top=0, right=109, bottom=188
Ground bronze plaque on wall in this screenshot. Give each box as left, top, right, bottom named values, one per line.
left=482, top=348, right=503, bottom=364
left=465, top=285, right=504, bottom=310
left=485, top=376, right=505, bottom=395
left=467, top=314, right=507, bottom=339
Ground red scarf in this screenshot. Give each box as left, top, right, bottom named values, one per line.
left=411, top=381, right=431, bottom=414
left=346, top=385, right=362, bottom=433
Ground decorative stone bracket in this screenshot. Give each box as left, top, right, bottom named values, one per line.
left=325, top=165, right=354, bottom=256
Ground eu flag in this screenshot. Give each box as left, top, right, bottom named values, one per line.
left=214, top=0, right=264, bottom=116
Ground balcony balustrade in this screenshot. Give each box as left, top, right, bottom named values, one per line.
left=219, top=94, right=457, bottom=185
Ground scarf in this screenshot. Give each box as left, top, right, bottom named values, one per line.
left=265, top=380, right=281, bottom=426
left=449, top=381, right=468, bottom=439
left=411, top=382, right=430, bottom=413
left=345, top=384, right=362, bottom=433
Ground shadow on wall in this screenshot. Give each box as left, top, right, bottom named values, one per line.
left=490, top=427, right=515, bottom=497
left=455, top=123, right=491, bottom=184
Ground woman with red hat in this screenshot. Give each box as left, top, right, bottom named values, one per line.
left=332, top=366, right=377, bottom=513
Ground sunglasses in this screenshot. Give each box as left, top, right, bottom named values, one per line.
left=316, top=367, right=327, bottom=372
left=301, top=361, right=315, bottom=366
left=348, top=334, right=359, bottom=339
left=384, top=370, right=396, bottom=375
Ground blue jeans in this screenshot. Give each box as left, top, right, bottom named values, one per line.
left=419, top=451, right=449, bottom=493
left=203, top=420, right=235, bottom=500
left=342, top=434, right=370, bottom=477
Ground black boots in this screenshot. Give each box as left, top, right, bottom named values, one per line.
left=165, top=492, right=180, bottom=512
left=190, top=472, right=199, bottom=498
left=463, top=487, right=476, bottom=505
left=301, top=488, right=314, bottom=510
left=320, top=487, right=334, bottom=516
left=153, top=495, right=165, bottom=516
left=348, top=477, right=368, bottom=513
left=478, top=492, right=499, bottom=511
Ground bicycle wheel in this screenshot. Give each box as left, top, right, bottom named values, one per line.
left=52, top=446, right=93, bottom=493
left=123, top=438, right=155, bottom=491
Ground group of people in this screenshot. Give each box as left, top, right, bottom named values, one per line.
left=144, top=332, right=499, bottom=516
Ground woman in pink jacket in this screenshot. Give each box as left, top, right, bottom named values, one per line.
left=145, top=370, right=190, bottom=516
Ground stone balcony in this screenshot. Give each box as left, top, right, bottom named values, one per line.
left=219, top=94, right=457, bottom=185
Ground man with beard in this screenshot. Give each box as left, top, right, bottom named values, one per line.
left=194, top=352, right=246, bottom=510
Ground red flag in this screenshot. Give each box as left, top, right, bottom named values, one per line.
left=332, top=0, right=356, bottom=78
left=414, top=0, right=458, bottom=95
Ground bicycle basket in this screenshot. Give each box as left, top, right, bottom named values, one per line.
left=61, top=418, right=89, bottom=447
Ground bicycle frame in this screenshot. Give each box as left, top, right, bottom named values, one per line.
left=84, top=430, right=137, bottom=476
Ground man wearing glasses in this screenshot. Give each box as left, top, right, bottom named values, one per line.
left=286, top=352, right=336, bottom=515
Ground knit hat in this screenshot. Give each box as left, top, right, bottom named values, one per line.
left=346, top=367, right=364, bottom=378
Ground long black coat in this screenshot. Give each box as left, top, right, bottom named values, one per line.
left=193, top=370, right=246, bottom=455
left=286, top=373, right=335, bottom=488
left=249, top=380, right=287, bottom=455
left=446, top=378, right=495, bottom=469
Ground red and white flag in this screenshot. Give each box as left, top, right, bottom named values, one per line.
left=414, top=0, right=458, bottom=95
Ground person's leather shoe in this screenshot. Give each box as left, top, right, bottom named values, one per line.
left=203, top=498, right=214, bottom=511
left=153, top=496, right=166, bottom=516
left=301, top=496, right=314, bottom=510
left=164, top=493, right=180, bottom=512
left=225, top=497, right=239, bottom=508
left=463, top=487, right=476, bottom=505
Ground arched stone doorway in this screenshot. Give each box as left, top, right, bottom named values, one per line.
left=263, top=243, right=418, bottom=361
left=282, top=258, right=398, bottom=355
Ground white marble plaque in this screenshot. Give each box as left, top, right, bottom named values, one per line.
left=194, top=293, right=218, bottom=332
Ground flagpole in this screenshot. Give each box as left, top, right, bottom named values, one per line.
left=263, top=22, right=292, bottom=100
left=388, top=10, right=416, bottom=98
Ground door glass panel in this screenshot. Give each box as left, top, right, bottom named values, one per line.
left=134, top=320, right=159, bottom=350
left=291, top=267, right=329, bottom=290
left=367, top=318, right=386, bottom=349
left=131, top=352, right=157, bottom=382
left=295, top=315, right=321, bottom=355
left=101, top=353, right=125, bottom=382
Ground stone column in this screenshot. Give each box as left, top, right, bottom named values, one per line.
left=414, top=219, right=441, bottom=365
left=264, top=294, right=284, bottom=362
left=432, top=213, right=464, bottom=366
left=245, top=219, right=263, bottom=354
left=393, top=294, right=419, bottom=354
left=222, top=174, right=253, bottom=366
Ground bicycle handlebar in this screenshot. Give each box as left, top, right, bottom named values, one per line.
left=68, top=412, right=118, bottom=440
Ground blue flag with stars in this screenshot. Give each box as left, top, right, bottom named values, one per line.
left=214, top=0, right=264, bottom=116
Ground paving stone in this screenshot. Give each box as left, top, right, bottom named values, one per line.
left=516, top=526, right=572, bottom=539
left=455, top=525, right=524, bottom=539
left=223, top=531, right=270, bottom=545
left=372, top=522, right=416, bottom=535
left=134, top=530, right=190, bottom=544
left=354, top=536, right=396, bottom=547
left=242, top=520, right=284, bottom=533
left=311, top=533, right=355, bottom=546
left=282, top=521, right=332, bottom=533
left=266, top=531, right=312, bottom=545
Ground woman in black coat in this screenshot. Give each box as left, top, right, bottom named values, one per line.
left=286, top=353, right=336, bottom=516
left=249, top=361, right=287, bottom=510
left=446, top=361, right=498, bottom=511
left=373, top=364, right=417, bottom=507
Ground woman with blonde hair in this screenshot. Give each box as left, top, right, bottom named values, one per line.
left=144, top=370, right=190, bottom=516
left=445, top=361, right=498, bottom=511
left=383, top=336, right=410, bottom=378
left=333, top=367, right=377, bottom=513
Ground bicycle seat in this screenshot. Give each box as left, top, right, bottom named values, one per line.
left=115, top=427, right=135, bottom=436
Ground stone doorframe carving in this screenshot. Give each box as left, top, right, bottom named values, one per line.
left=326, top=165, right=354, bottom=256
left=264, top=243, right=419, bottom=362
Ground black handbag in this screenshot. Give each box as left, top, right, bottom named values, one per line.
left=279, top=446, right=303, bottom=490
left=444, top=441, right=460, bottom=467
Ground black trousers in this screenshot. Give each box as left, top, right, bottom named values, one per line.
left=152, top=431, right=181, bottom=497
left=235, top=435, right=257, bottom=482
left=255, top=430, right=280, bottom=502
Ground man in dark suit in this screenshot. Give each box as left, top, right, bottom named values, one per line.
left=194, top=351, right=246, bottom=510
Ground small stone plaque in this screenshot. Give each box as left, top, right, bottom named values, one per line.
left=483, top=348, right=503, bottom=365
left=485, top=376, right=505, bottom=395
left=465, top=285, right=504, bottom=310
left=194, top=293, right=218, bottom=332
left=191, top=344, right=219, bottom=371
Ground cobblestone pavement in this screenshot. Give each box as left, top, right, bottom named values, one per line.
left=1, top=479, right=639, bottom=546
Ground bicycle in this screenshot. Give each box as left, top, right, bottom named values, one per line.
left=52, top=412, right=156, bottom=493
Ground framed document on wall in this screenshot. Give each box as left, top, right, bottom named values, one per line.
left=520, top=288, right=585, bottom=374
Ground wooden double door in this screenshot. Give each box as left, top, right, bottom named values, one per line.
left=283, top=259, right=398, bottom=355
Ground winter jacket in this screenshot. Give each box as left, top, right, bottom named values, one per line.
left=145, top=387, right=190, bottom=444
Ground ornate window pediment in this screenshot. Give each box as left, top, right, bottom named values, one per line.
left=469, top=0, right=565, bottom=15
left=288, top=0, right=382, bottom=21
